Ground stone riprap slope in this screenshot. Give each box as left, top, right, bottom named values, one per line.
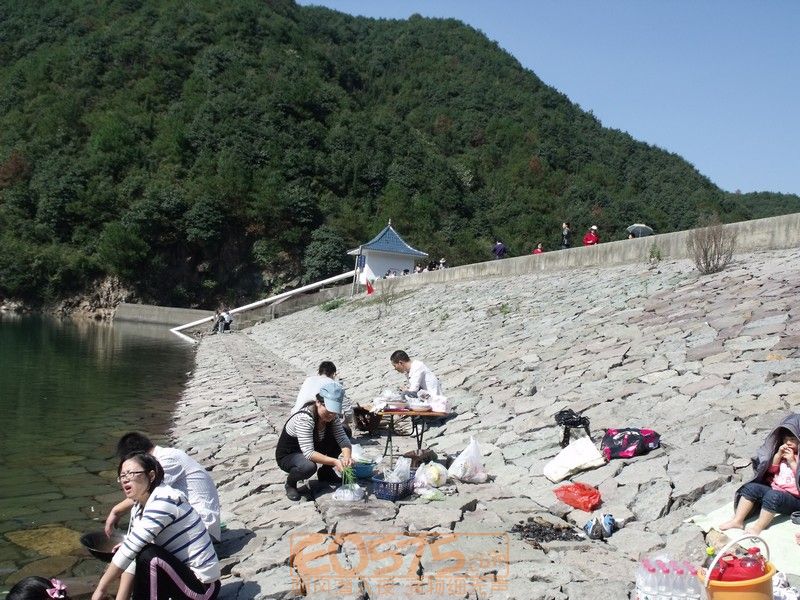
left=175, top=249, right=800, bottom=600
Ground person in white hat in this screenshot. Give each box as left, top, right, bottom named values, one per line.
left=275, top=382, right=353, bottom=500
left=582, top=225, right=600, bottom=246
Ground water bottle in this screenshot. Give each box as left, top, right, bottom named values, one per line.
left=701, top=546, right=715, bottom=569
left=739, top=547, right=766, bottom=578
left=655, top=560, right=672, bottom=600
left=682, top=563, right=703, bottom=600
left=668, top=561, right=687, bottom=600
left=636, top=559, right=658, bottom=600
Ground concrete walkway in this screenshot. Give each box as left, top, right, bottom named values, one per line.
left=172, top=248, right=800, bottom=599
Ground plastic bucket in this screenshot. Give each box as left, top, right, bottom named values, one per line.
left=704, top=563, right=775, bottom=600
left=702, top=534, right=775, bottom=600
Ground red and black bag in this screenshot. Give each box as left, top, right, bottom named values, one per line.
left=601, top=428, right=661, bottom=461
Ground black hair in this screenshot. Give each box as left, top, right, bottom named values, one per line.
left=318, top=361, right=336, bottom=377
left=8, top=577, right=70, bottom=600
left=118, top=452, right=164, bottom=493
left=116, top=432, right=154, bottom=459
left=390, top=350, right=410, bottom=364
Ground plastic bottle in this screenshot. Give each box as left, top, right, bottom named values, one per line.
left=668, top=562, right=687, bottom=600
left=701, top=546, right=716, bottom=569
left=682, top=563, right=704, bottom=600
left=739, top=547, right=766, bottom=578
left=655, top=560, right=672, bottom=600
left=637, top=559, right=658, bottom=600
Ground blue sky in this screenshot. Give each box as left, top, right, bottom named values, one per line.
left=297, top=1, right=800, bottom=195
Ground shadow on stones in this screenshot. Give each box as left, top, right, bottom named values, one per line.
left=216, top=528, right=256, bottom=560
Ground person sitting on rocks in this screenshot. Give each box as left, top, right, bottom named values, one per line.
left=276, top=381, right=353, bottom=501
left=105, top=432, right=221, bottom=542
left=93, top=452, right=220, bottom=600
left=720, top=414, right=800, bottom=534
left=8, top=577, right=69, bottom=600
left=292, top=361, right=353, bottom=429
left=390, top=350, right=442, bottom=396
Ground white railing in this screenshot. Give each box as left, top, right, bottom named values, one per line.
left=170, top=270, right=356, bottom=343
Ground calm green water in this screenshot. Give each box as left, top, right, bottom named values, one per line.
left=0, top=315, right=195, bottom=595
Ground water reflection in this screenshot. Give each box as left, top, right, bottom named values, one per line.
left=0, top=315, right=194, bottom=595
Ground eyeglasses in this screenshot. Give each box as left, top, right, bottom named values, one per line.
left=117, top=470, right=146, bottom=483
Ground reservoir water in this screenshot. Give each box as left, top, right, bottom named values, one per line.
left=0, top=314, right=195, bottom=596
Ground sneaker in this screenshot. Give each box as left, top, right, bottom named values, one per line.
left=284, top=484, right=301, bottom=501
left=601, top=514, right=617, bottom=538
left=583, top=517, right=604, bottom=540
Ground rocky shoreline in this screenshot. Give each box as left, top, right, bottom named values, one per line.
left=170, top=248, right=800, bottom=599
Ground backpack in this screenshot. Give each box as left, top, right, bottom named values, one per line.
left=600, top=428, right=660, bottom=461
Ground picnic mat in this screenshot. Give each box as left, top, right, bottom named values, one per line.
left=688, top=502, right=800, bottom=575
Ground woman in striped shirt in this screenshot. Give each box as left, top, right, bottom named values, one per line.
left=92, top=453, right=220, bottom=600
left=276, top=381, right=353, bottom=501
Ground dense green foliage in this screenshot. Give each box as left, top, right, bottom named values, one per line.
left=1, top=1, right=798, bottom=306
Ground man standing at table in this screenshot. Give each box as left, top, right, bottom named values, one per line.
left=390, top=350, right=442, bottom=395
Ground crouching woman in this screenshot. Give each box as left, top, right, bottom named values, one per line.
left=92, top=452, right=220, bottom=600
left=276, top=381, right=353, bottom=501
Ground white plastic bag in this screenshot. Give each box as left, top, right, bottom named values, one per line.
left=333, top=483, right=365, bottom=502
left=447, top=437, right=488, bottom=483
left=429, top=394, right=449, bottom=413
left=414, top=462, right=448, bottom=489
left=419, top=488, right=445, bottom=501
left=542, top=436, right=606, bottom=483
left=350, top=444, right=376, bottom=464
left=385, top=457, right=412, bottom=483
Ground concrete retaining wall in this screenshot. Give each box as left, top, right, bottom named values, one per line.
left=115, top=303, right=212, bottom=327
left=374, top=212, right=800, bottom=293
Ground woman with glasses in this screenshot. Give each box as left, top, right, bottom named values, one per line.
left=92, top=452, right=220, bottom=600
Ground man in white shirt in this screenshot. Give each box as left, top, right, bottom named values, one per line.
left=104, top=432, right=222, bottom=542
left=390, top=350, right=442, bottom=395
left=292, top=361, right=353, bottom=427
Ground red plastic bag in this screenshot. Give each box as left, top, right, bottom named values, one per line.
left=554, top=482, right=602, bottom=511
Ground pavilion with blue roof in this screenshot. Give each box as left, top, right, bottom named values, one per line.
left=348, top=221, right=428, bottom=281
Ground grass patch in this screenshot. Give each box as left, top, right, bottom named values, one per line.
left=320, top=297, right=347, bottom=312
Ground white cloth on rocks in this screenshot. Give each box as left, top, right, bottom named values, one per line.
left=152, top=446, right=221, bottom=541
left=542, top=437, right=606, bottom=483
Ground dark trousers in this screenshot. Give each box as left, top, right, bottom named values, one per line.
left=739, top=482, right=800, bottom=515
left=277, top=425, right=351, bottom=487
left=133, top=544, right=219, bottom=600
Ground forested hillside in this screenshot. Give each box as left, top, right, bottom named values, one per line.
left=1, top=0, right=798, bottom=307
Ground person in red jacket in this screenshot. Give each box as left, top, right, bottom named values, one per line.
left=532, top=242, right=544, bottom=255
left=582, top=225, right=599, bottom=246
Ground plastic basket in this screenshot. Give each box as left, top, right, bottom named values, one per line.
left=371, top=474, right=413, bottom=501
left=701, top=534, right=775, bottom=600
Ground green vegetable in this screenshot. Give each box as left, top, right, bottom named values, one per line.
left=342, top=465, right=356, bottom=485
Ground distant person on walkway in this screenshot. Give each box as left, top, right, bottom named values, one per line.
left=276, top=382, right=352, bottom=501
left=492, top=240, right=508, bottom=259
left=220, top=307, right=233, bottom=332
left=105, top=432, right=221, bottom=542
left=209, top=309, right=222, bottom=334
left=93, top=453, right=220, bottom=600
left=414, top=264, right=423, bottom=274
left=561, top=222, right=572, bottom=249
left=8, top=577, right=69, bottom=600
left=292, top=361, right=353, bottom=427
left=390, top=350, right=442, bottom=396
left=439, top=257, right=448, bottom=269
left=721, top=415, right=800, bottom=535
left=532, top=243, right=544, bottom=255
left=582, top=225, right=600, bottom=246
